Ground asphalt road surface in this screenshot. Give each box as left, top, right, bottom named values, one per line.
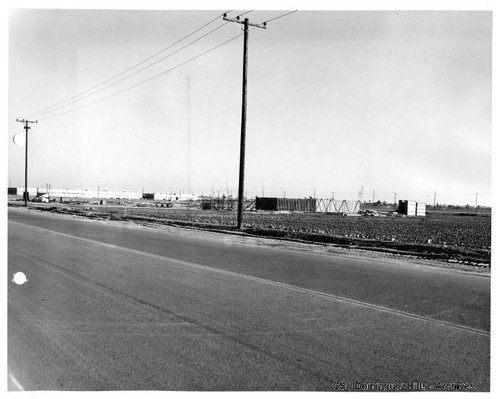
left=8, top=207, right=490, bottom=391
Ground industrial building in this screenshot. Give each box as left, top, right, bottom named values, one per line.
left=7, top=187, right=198, bottom=202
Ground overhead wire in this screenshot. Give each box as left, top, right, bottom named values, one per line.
left=261, top=10, right=298, bottom=24
left=38, top=30, right=247, bottom=121
left=24, top=9, right=299, bottom=123
left=21, top=11, right=255, bottom=121
left=16, top=10, right=236, bottom=120
left=32, top=20, right=233, bottom=119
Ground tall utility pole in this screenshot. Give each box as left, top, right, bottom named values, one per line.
left=223, top=13, right=266, bottom=230
left=16, top=119, right=38, bottom=207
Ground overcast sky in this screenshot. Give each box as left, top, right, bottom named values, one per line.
left=6, top=3, right=493, bottom=206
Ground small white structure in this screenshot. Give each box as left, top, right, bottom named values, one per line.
left=398, top=200, right=426, bottom=216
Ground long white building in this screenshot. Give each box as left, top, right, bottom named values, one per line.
left=10, top=187, right=198, bottom=201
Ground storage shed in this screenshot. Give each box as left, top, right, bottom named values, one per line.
left=398, top=200, right=426, bottom=216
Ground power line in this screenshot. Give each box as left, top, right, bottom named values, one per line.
left=22, top=9, right=295, bottom=123
left=235, top=10, right=253, bottom=18
left=32, top=21, right=233, bottom=119
left=18, top=10, right=234, bottom=120
left=23, top=11, right=256, bottom=122
left=261, top=10, right=298, bottom=24
left=38, top=31, right=246, bottom=121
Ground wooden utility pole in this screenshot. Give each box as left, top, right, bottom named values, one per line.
left=223, top=13, right=266, bottom=229
left=16, top=119, right=38, bottom=207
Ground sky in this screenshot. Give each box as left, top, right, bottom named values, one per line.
left=5, top=2, right=494, bottom=206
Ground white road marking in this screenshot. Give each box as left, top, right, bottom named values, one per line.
left=10, top=221, right=490, bottom=337
left=9, top=373, right=25, bottom=391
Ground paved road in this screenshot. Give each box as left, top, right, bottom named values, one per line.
left=8, top=208, right=490, bottom=391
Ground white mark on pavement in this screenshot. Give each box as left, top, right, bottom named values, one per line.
left=11, top=221, right=490, bottom=337
left=9, top=374, right=25, bottom=391
left=12, top=272, right=28, bottom=285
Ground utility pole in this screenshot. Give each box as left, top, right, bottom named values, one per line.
left=372, top=189, right=375, bottom=204
left=475, top=193, right=479, bottom=214
left=394, top=192, right=397, bottom=207
left=433, top=191, right=437, bottom=209
left=223, top=13, right=266, bottom=230
left=283, top=191, right=286, bottom=199
left=16, top=119, right=38, bottom=207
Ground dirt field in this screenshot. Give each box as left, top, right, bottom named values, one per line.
left=10, top=198, right=490, bottom=266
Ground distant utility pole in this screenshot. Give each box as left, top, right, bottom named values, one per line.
left=313, top=188, right=316, bottom=199
left=475, top=193, right=479, bottom=214
left=433, top=191, right=437, bottom=209
left=16, top=119, right=38, bottom=207
left=283, top=191, right=286, bottom=199
left=372, top=190, right=375, bottom=203
left=223, top=13, right=266, bottom=230
left=393, top=192, right=397, bottom=206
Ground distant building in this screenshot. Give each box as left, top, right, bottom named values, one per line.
left=8, top=187, right=198, bottom=201
left=398, top=200, right=426, bottom=216
left=255, top=197, right=316, bottom=212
